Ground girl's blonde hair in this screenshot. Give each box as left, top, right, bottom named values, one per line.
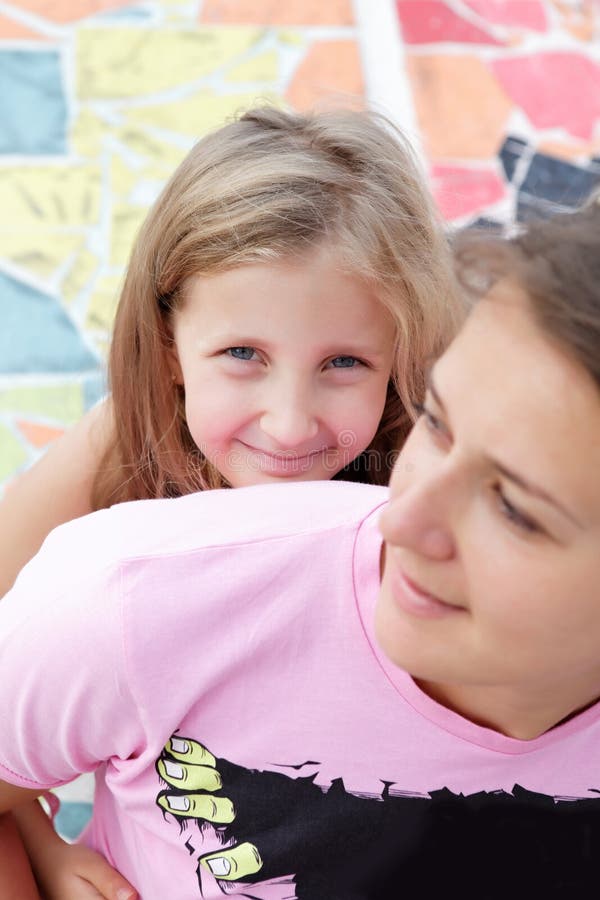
left=93, top=105, right=461, bottom=506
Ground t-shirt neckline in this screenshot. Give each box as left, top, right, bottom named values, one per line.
left=353, top=504, right=600, bottom=755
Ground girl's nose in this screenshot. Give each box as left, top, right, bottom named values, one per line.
left=259, top=399, right=319, bottom=450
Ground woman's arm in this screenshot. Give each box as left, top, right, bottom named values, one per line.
left=0, top=399, right=113, bottom=598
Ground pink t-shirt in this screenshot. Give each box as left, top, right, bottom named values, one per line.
left=1, top=480, right=600, bottom=899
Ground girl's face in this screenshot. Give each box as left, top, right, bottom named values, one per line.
left=171, top=246, right=396, bottom=488
left=377, top=281, right=600, bottom=723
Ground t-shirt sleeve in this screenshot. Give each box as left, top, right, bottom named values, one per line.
left=0, top=531, right=145, bottom=790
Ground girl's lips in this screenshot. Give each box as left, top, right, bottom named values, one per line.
left=389, top=563, right=464, bottom=620
left=236, top=442, right=326, bottom=475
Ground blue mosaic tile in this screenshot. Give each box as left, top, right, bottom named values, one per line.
left=97, top=5, right=153, bottom=20
left=469, top=217, right=503, bottom=230
left=519, top=153, right=600, bottom=210
left=55, top=801, right=93, bottom=842
left=83, top=371, right=108, bottom=410
left=0, top=50, right=67, bottom=155
left=0, top=270, right=98, bottom=374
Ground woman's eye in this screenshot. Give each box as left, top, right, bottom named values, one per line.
left=494, top=486, right=541, bottom=535
left=414, top=403, right=443, bottom=434
left=329, top=356, right=360, bottom=369
left=226, top=347, right=256, bottom=361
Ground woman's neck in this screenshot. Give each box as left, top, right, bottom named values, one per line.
left=416, top=678, right=600, bottom=741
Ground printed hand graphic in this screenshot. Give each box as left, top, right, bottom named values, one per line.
left=157, top=735, right=263, bottom=881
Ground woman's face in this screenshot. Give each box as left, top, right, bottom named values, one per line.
left=377, top=281, right=600, bottom=712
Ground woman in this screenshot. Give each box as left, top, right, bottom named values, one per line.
left=0, top=199, right=599, bottom=898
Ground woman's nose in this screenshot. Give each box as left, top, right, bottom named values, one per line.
left=381, top=473, right=456, bottom=561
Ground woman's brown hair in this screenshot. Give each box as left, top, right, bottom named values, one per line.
left=93, top=105, right=461, bottom=507
left=454, top=195, right=600, bottom=389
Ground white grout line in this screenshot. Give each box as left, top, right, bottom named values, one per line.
left=352, top=0, right=424, bottom=159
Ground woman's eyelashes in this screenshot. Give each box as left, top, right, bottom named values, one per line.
left=415, top=400, right=546, bottom=538
left=492, top=484, right=542, bottom=535
left=414, top=401, right=448, bottom=440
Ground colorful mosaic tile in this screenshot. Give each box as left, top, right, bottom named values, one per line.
left=464, top=0, right=548, bottom=32
left=396, top=0, right=501, bottom=44
left=199, top=0, right=355, bottom=26
left=0, top=50, right=67, bottom=154
left=407, top=54, right=513, bottom=159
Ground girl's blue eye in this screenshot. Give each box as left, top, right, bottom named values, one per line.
left=330, top=356, right=359, bottom=368
left=227, top=347, right=255, bottom=361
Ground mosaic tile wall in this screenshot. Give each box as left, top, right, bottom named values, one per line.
left=1, top=0, right=599, bottom=841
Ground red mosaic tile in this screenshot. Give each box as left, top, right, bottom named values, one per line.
left=286, top=40, right=364, bottom=111
left=395, top=0, right=501, bottom=44
left=464, top=0, right=547, bottom=32
left=432, top=165, right=506, bottom=221
left=491, top=53, right=600, bottom=141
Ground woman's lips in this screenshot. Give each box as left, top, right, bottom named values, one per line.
left=389, top=563, right=464, bottom=620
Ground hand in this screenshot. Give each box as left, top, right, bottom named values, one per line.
left=35, top=841, right=138, bottom=900
left=14, top=801, right=137, bottom=900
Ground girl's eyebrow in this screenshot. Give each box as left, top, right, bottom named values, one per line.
left=426, top=370, right=582, bottom=528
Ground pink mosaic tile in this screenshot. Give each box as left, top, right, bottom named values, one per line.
left=395, top=0, right=501, bottom=45
left=464, top=0, right=547, bottom=32
left=286, top=40, right=364, bottom=111
left=491, top=53, right=600, bottom=141
left=432, top=164, right=507, bottom=221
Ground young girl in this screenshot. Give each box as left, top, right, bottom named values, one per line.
left=0, top=106, right=460, bottom=898
left=1, top=199, right=599, bottom=899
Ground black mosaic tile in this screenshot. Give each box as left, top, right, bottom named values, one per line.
left=499, top=136, right=528, bottom=183
left=519, top=153, right=600, bottom=208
